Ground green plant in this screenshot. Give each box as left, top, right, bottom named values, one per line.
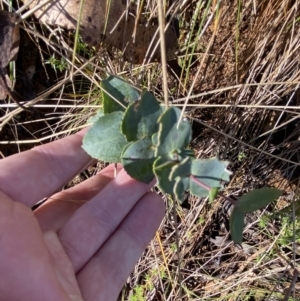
left=129, top=286, right=145, bottom=301
left=237, top=151, right=247, bottom=161
left=198, top=216, right=205, bottom=225
left=170, top=242, right=177, bottom=253
left=75, top=36, right=95, bottom=58
left=276, top=208, right=300, bottom=247
left=259, top=214, right=269, bottom=229
left=144, top=274, right=154, bottom=291
left=82, top=75, right=282, bottom=244
left=46, top=54, right=68, bottom=72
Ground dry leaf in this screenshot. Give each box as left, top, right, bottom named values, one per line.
left=24, top=0, right=179, bottom=63
left=0, top=10, right=20, bottom=100
left=0, top=73, right=12, bottom=100
left=0, top=10, right=19, bottom=66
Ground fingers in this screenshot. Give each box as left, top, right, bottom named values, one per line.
left=35, top=164, right=122, bottom=232
left=43, top=231, right=82, bottom=299
left=0, top=191, right=72, bottom=301
left=58, top=169, right=157, bottom=273
left=0, top=130, right=92, bottom=207
left=77, top=192, right=164, bottom=301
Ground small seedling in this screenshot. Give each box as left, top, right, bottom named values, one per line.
left=82, top=75, right=282, bottom=243
left=238, top=152, right=247, bottom=161
left=46, top=54, right=68, bottom=72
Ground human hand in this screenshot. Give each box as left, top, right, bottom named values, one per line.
left=0, top=130, right=164, bottom=301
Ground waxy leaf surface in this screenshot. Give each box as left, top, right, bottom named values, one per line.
left=174, top=177, right=190, bottom=202
left=122, top=90, right=163, bottom=141
left=82, top=111, right=127, bottom=163
left=153, top=156, right=177, bottom=194
left=87, top=109, right=104, bottom=124
left=190, top=158, right=232, bottom=198
left=156, top=107, right=191, bottom=156
left=121, top=137, right=155, bottom=183
left=169, top=157, right=192, bottom=201
left=101, top=75, right=140, bottom=114
left=169, top=156, right=192, bottom=181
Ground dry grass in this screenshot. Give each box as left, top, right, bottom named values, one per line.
left=0, top=0, right=300, bottom=300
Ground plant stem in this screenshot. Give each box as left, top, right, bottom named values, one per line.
left=190, top=175, right=211, bottom=191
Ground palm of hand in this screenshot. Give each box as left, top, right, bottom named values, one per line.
left=0, top=131, right=164, bottom=301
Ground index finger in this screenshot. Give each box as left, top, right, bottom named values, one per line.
left=0, top=130, right=92, bottom=207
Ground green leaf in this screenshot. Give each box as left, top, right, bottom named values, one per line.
left=169, top=156, right=192, bottom=181
left=169, top=156, right=192, bottom=202
left=156, top=107, right=192, bottom=156
left=152, top=132, right=158, bottom=146
left=179, top=148, right=195, bottom=159
left=236, top=188, right=282, bottom=214
left=230, top=207, right=245, bottom=244
left=101, top=75, right=140, bottom=114
left=209, top=187, right=220, bottom=203
left=174, top=177, right=190, bottom=203
left=122, top=91, right=164, bottom=141
left=87, top=109, right=104, bottom=124
left=121, top=137, right=156, bottom=183
left=82, top=111, right=127, bottom=163
left=190, top=157, right=232, bottom=198
left=153, top=156, right=177, bottom=194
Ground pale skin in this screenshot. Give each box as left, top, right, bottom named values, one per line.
left=0, top=130, right=165, bottom=301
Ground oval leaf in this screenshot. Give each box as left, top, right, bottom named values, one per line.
left=190, top=157, right=232, bottom=198
left=121, top=137, right=156, bottom=183
left=236, top=188, right=282, bottom=214
left=169, top=156, right=192, bottom=181
left=156, top=107, right=192, bottom=156
left=82, top=111, right=127, bottom=163
left=169, top=156, right=192, bottom=201
left=87, top=109, right=104, bottom=124
left=174, top=177, right=190, bottom=203
left=122, top=91, right=164, bottom=141
left=101, top=75, right=140, bottom=114
left=153, top=156, right=177, bottom=194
